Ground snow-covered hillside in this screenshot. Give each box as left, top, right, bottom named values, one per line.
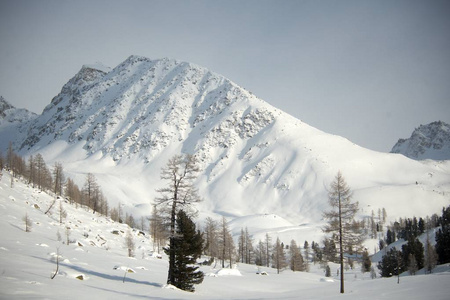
left=0, top=55, right=449, bottom=228
left=1, top=173, right=450, bottom=300
left=391, top=121, right=450, bottom=160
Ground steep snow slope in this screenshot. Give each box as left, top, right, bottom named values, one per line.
left=391, top=121, right=450, bottom=160
left=1, top=173, right=450, bottom=300
left=2, top=56, right=449, bottom=226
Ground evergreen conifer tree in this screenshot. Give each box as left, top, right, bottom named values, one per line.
left=435, top=206, right=450, bottom=264
left=164, top=210, right=204, bottom=292
left=361, top=250, right=371, bottom=273
left=377, top=248, right=403, bottom=277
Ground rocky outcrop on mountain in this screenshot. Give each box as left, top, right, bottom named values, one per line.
left=391, top=121, right=450, bottom=160
left=0, top=96, right=37, bottom=126
left=17, top=55, right=282, bottom=164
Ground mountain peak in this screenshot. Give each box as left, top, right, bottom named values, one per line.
left=18, top=55, right=278, bottom=159
left=0, top=96, right=14, bottom=117
left=391, top=121, right=450, bottom=160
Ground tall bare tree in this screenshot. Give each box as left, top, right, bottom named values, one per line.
left=125, top=230, right=135, bottom=257
left=65, top=178, right=81, bottom=206
left=52, top=162, right=65, bottom=196
left=238, top=227, right=253, bottom=264
left=323, top=171, right=363, bottom=294
left=218, top=216, right=235, bottom=268
left=154, top=154, right=202, bottom=285
left=82, top=173, right=99, bottom=212
left=150, top=204, right=167, bottom=254
left=273, top=237, right=287, bottom=274
left=290, top=240, right=305, bottom=272
left=204, top=217, right=219, bottom=264
left=265, top=233, right=272, bottom=267
left=34, top=153, right=47, bottom=190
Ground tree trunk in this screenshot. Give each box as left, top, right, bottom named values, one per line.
left=339, top=191, right=344, bottom=294
left=167, top=200, right=177, bottom=285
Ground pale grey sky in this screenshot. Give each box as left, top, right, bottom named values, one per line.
left=1, top=0, right=449, bottom=152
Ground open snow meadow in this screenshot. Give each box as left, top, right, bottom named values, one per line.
left=1, top=172, right=449, bottom=300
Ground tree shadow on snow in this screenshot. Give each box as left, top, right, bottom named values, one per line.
left=83, top=284, right=161, bottom=299
left=31, top=256, right=162, bottom=288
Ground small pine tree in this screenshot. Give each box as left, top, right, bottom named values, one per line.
left=401, top=238, right=424, bottom=271
left=361, top=250, right=371, bottom=273
left=377, top=248, right=403, bottom=277
left=325, top=264, right=331, bottom=277
left=166, top=210, right=204, bottom=292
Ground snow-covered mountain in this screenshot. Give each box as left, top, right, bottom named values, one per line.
left=391, top=121, right=450, bottom=161
left=1, top=55, right=449, bottom=226
left=0, top=96, right=37, bottom=126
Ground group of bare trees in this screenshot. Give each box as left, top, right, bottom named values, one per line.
left=202, top=216, right=235, bottom=268
left=1, top=145, right=111, bottom=217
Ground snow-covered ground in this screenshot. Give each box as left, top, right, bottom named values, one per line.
left=1, top=172, right=450, bottom=299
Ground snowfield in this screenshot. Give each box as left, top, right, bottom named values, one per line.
left=1, top=173, right=450, bottom=300
left=1, top=56, right=449, bottom=229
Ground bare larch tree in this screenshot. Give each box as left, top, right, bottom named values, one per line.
left=154, top=154, right=202, bottom=285
left=323, top=171, right=363, bottom=294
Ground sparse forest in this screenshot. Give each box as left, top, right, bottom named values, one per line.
left=2, top=147, right=450, bottom=296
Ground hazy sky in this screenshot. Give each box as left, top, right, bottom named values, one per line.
left=1, top=0, right=449, bottom=152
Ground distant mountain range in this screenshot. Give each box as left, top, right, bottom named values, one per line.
left=1, top=56, right=449, bottom=224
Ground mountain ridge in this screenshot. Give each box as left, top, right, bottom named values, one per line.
left=1, top=55, right=449, bottom=225
left=0, top=96, right=37, bottom=126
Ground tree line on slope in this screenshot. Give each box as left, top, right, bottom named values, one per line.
left=377, top=205, right=450, bottom=278
left=0, top=143, right=140, bottom=229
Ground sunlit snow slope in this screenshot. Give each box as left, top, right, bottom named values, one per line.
left=1, top=55, right=449, bottom=225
